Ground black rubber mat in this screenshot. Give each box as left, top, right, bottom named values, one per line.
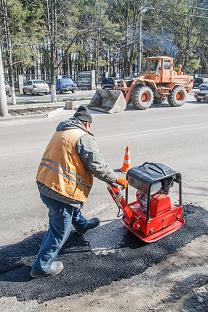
left=0, top=204, right=208, bottom=302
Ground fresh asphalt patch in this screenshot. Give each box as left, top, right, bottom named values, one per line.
left=0, top=204, right=208, bottom=303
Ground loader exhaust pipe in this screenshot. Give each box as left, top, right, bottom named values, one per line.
left=88, top=89, right=127, bottom=114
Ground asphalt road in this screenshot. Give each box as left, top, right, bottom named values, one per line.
left=0, top=95, right=208, bottom=311
left=0, top=204, right=208, bottom=303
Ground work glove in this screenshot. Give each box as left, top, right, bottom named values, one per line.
left=116, top=177, right=128, bottom=189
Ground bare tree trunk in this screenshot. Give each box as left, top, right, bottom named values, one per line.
left=0, top=48, right=8, bottom=117
left=69, top=53, right=72, bottom=76
left=1, top=0, right=16, bottom=105
left=95, top=30, right=100, bottom=86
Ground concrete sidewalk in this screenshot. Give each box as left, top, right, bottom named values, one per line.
left=7, top=89, right=95, bottom=105
left=1, top=97, right=91, bottom=121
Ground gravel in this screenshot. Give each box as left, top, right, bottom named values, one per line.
left=0, top=204, right=207, bottom=303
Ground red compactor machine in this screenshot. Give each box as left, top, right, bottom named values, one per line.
left=108, top=162, right=185, bottom=243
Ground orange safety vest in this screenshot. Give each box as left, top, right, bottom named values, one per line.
left=36, top=128, right=93, bottom=203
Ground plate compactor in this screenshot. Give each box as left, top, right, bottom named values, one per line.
left=108, top=162, right=185, bottom=243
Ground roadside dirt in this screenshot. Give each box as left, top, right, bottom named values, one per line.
left=8, top=107, right=62, bottom=116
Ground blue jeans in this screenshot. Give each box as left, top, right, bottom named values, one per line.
left=32, top=193, right=88, bottom=273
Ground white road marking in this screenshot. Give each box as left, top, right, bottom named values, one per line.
left=98, top=122, right=208, bottom=139
left=0, top=122, right=208, bottom=158
left=0, top=146, right=43, bottom=158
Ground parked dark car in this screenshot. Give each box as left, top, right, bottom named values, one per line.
left=194, top=82, right=208, bottom=102
left=101, top=77, right=115, bottom=89
left=56, top=77, right=78, bottom=93
left=193, top=77, right=208, bottom=88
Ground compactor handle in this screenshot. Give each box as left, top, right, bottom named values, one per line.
left=107, top=183, right=126, bottom=217
left=109, top=183, right=124, bottom=195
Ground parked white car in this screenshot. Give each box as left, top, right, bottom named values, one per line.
left=5, top=81, right=11, bottom=96
left=23, top=80, right=49, bottom=95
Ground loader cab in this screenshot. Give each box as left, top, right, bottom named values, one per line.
left=144, top=57, right=174, bottom=83
left=145, top=59, right=161, bottom=72
left=143, top=58, right=161, bottom=83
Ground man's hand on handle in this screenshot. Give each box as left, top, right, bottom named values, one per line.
left=116, top=177, right=128, bottom=189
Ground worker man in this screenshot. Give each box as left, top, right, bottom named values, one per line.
left=30, top=105, right=128, bottom=278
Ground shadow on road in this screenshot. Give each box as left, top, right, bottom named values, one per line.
left=0, top=204, right=208, bottom=303
left=186, top=100, right=208, bottom=105
left=0, top=222, right=144, bottom=278
left=125, top=102, right=172, bottom=111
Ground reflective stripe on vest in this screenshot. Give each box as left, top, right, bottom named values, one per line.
left=40, top=158, right=91, bottom=190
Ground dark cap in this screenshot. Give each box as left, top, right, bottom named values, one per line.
left=73, top=105, right=92, bottom=123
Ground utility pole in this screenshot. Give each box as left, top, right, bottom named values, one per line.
left=49, top=0, right=57, bottom=102
left=137, top=5, right=149, bottom=74
left=45, top=0, right=57, bottom=102
left=125, top=5, right=129, bottom=78
left=0, top=48, right=8, bottom=117
left=138, top=13, right=143, bottom=74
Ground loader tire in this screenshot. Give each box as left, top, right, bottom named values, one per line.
left=168, top=86, right=187, bottom=107
left=132, top=86, right=154, bottom=110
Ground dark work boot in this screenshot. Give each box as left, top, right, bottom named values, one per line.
left=76, top=218, right=100, bottom=235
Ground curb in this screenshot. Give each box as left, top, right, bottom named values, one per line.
left=8, top=102, right=66, bottom=110
left=46, top=107, right=64, bottom=118
left=7, top=96, right=93, bottom=107
left=65, top=99, right=91, bottom=110
left=62, top=96, right=92, bottom=102
left=0, top=107, right=64, bottom=122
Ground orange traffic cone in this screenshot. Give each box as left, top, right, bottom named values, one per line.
left=120, top=146, right=132, bottom=173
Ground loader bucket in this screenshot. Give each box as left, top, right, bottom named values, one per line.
left=89, top=89, right=127, bottom=114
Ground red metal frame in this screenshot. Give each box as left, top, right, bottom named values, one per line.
left=108, top=185, right=184, bottom=243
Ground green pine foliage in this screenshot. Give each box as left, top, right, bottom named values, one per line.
left=0, top=0, right=207, bottom=79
